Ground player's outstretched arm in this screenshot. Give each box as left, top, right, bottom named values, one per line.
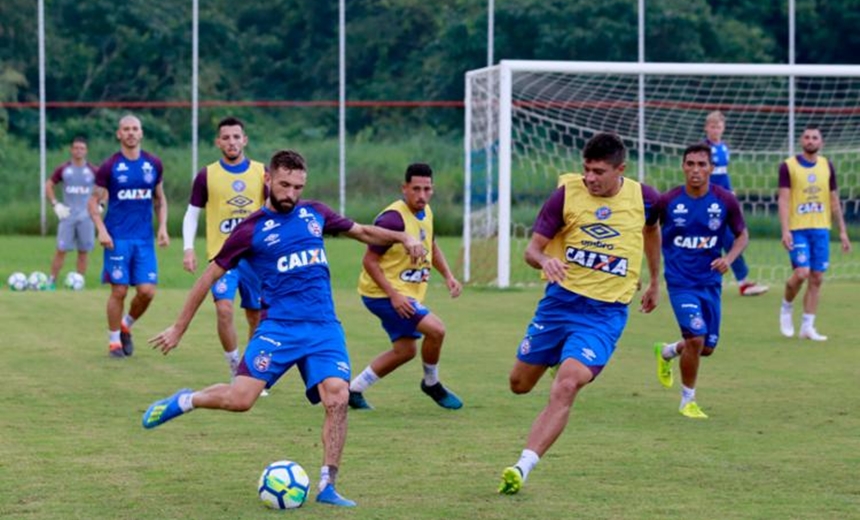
left=344, top=223, right=426, bottom=264
left=149, top=262, right=226, bottom=355
left=639, top=223, right=661, bottom=313
left=431, top=240, right=462, bottom=298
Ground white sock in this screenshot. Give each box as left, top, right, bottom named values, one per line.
left=122, top=314, right=136, bottom=329
left=422, top=363, right=439, bottom=386
left=108, top=330, right=121, bottom=344
left=781, top=299, right=793, bottom=313
left=515, top=449, right=540, bottom=481
left=681, top=385, right=696, bottom=407
left=662, top=341, right=680, bottom=360
left=178, top=392, right=195, bottom=412
left=349, top=367, right=380, bottom=393
left=801, top=313, right=815, bottom=329
left=224, top=349, right=240, bottom=376
left=319, top=465, right=338, bottom=491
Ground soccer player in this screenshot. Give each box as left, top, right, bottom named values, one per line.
left=348, top=163, right=463, bottom=411
left=652, top=143, right=749, bottom=419
left=182, top=117, right=266, bottom=382
left=778, top=125, right=851, bottom=341
left=704, top=111, right=769, bottom=296
left=497, top=133, right=661, bottom=495
left=45, top=136, right=98, bottom=288
left=143, top=150, right=425, bottom=508
left=88, top=114, right=169, bottom=358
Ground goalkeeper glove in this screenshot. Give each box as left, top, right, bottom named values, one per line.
left=53, top=202, right=71, bottom=220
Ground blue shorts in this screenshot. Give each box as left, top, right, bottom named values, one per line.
left=237, top=319, right=351, bottom=404
left=361, top=296, right=430, bottom=342
left=516, top=284, right=628, bottom=379
left=667, top=285, right=722, bottom=348
left=102, top=239, right=158, bottom=286
left=790, top=229, right=830, bottom=272
left=211, top=259, right=262, bottom=310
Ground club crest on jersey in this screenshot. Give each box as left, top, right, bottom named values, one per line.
left=708, top=218, right=722, bottom=231
left=807, top=173, right=817, bottom=183
left=253, top=351, right=272, bottom=372
left=594, top=206, right=612, bottom=220
left=142, top=162, right=155, bottom=184
left=307, top=218, right=322, bottom=237
left=564, top=246, right=628, bottom=277
left=232, top=180, right=246, bottom=192
left=689, top=316, right=706, bottom=332
left=673, top=236, right=718, bottom=249
left=111, top=267, right=123, bottom=280
left=215, top=279, right=228, bottom=294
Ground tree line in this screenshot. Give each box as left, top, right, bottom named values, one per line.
left=1, top=0, right=858, bottom=147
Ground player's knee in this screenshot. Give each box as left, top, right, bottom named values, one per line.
left=701, top=347, right=715, bottom=357
left=215, top=301, right=234, bottom=321
left=137, top=285, right=156, bottom=301
left=110, top=284, right=129, bottom=299
left=509, top=374, right=535, bottom=395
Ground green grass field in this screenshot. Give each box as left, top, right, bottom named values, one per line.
left=1, top=236, right=859, bottom=519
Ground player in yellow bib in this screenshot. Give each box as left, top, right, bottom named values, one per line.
left=349, top=163, right=463, bottom=410
left=182, top=117, right=267, bottom=379
left=498, top=132, right=661, bottom=495
left=777, top=124, right=851, bottom=341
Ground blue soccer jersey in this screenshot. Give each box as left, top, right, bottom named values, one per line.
left=705, top=139, right=732, bottom=191
left=214, top=201, right=355, bottom=322
left=656, top=185, right=746, bottom=288
left=96, top=151, right=164, bottom=240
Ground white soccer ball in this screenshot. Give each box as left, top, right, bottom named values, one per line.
left=258, top=460, right=310, bottom=509
left=64, top=271, right=86, bottom=291
left=27, top=271, right=49, bottom=291
left=7, top=272, right=28, bottom=291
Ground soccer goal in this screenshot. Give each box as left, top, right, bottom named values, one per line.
left=464, top=61, right=860, bottom=287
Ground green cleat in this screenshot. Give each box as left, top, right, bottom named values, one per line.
left=498, top=466, right=524, bottom=495
left=679, top=401, right=708, bottom=419
left=654, top=342, right=673, bottom=389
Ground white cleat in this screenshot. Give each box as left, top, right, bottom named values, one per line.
left=780, top=310, right=795, bottom=338
left=799, top=328, right=828, bottom=341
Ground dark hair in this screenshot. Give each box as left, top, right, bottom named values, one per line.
left=405, top=163, right=433, bottom=183
left=269, top=150, right=307, bottom=172
left=71, top=135, right=87, bottom=145
left=217, top=116, right=245, bottom=131
left=582, top=133, right=626, bottom=167
left=682, top=143, right=713, bottom=164
left=804, top=123, right=822, bottom=134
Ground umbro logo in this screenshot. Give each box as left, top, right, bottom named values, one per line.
left=581, top=223, right=620, bottom=240
left=227, top=195, right=253, bottom=208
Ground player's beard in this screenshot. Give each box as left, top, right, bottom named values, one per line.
left=270, top=192, right=297, bottom=213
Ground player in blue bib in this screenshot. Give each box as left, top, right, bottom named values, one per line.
left=143, top=150, right=425, bottom=508
left=88, top=115, right=169, bottom=358
left=704, top=111, right=769, bottom=297
left=652, top=143, right=749, bottom=419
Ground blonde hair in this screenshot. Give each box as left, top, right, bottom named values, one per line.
left=705, top=111, right=725, bottom=124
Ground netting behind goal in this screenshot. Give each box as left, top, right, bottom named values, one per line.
left=464, top=61, right=860, bottom=287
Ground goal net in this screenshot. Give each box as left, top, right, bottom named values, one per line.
left=464, top=61, right=860, bottom=287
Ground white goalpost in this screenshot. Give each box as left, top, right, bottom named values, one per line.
left=464, top=60, right=860, bottom=287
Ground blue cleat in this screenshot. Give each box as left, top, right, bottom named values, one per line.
left=142, top=388, right=192, bottom=429
left=420, top=380, right=463, bottom=410
left=315, top=484, right=356, bottom=507
left=348, top=391, right=373, bottom=410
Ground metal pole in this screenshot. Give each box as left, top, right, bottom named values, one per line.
left=39, top=0, right=47, bottom=235
left=788, top=0, right=796, bottom=156
left=487, top=0, right=494, bottom=66
left=338, top=0, right=346, bottom=215
left=637, top=0, right=646, bottom=182
left=192, top=0, right=199, bottom=179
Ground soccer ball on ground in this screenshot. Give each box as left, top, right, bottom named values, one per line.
left=7, top=272, right=28, bottom=291
left=258, top=460, right=310, bottom=509
left=64, top=271, right=86, bottom=291
left=28, top=271, right=49, bottom=291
